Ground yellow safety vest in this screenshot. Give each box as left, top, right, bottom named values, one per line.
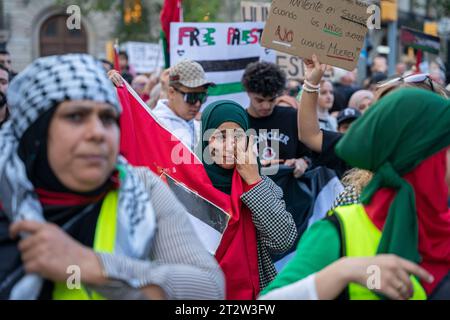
left=52, top=190, right=118, bottom=300
left=330, top=204, right=427, bottom=300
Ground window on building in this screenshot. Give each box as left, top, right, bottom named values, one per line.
left=39, top=14, right=87, bottom=57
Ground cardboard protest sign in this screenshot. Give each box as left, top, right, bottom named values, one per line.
left=241, top=1, right=305, bottom=80
left=261, top=0, right=370, bottom=71
left=170, top=22, right=276, bottom=109
left=401, top=27, right=441, bottom=55
left=124, top=41, right=165, bottom=74
left=276, top=54, right=305, bottom=80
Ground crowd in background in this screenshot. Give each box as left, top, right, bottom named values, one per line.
left=0, top=47, right=449, bottom=300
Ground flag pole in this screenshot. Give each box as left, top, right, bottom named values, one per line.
left=113, top=39, right=120, bottom=72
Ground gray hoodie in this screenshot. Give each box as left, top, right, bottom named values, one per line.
left=153, top=99, right=200, bottom=150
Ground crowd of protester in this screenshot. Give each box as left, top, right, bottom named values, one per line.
left=0, top=46, right=449, bottom=300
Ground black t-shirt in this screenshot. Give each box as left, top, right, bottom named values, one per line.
left=247, top=106, right=311, bottom=162
left=312, top=129, right=351, bottom=178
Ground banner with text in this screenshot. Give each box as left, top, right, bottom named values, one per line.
left=241, top=1, right=305, bottom=80
left=124, top=41, right=165, bottom=74
left=170, top=22, right=276, bottom=109
left=261, top=0, right=370, bottom=71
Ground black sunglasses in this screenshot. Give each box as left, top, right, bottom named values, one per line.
left=174, top=88, right=208, bottom=105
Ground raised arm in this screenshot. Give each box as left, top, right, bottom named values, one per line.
left=298, top=55, right=327, bottom=153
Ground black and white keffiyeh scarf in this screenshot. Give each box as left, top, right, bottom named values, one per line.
left=0, top=54, right=155, bottom=299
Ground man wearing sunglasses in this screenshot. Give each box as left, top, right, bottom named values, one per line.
left=153, top=60, right=214, bottom=151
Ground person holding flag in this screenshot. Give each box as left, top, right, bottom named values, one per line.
left=109, top=60, right=212, bottom=151
left=153, top=60, right=213, bottom=151
left=109, top=65, right=297, bottom=300
left=199, top=101, right=297, bottom=299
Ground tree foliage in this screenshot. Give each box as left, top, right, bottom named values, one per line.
left=182, top=0, right=222, bottom=22
left=55, top=0, right=162, bottom=42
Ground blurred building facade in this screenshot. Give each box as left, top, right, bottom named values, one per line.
left=1, top=0, right=448, bottom=73
left=0, top=0, right=120, bottom=71
left=0, top=0, right=244, bottom=72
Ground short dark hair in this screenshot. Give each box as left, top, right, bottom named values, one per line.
left=100, top=59, right=114, bottom=70
left=0, top=50, right=10, bottom=56
left=0, top=64, right=9, bottom=80
left=119, top=51, right=128, bottom=60
left=242, top=61, right=286, bottom=97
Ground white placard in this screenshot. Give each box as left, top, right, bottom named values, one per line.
left=124, top=41, right=165, bottom=74
left=170, top=22, right=276, bottom=109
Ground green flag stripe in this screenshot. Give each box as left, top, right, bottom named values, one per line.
left=208, top=82, right=244, bottom=96
left=407, top=44, right=439, bottom=55
left=160, top=30, right=170, bottom=68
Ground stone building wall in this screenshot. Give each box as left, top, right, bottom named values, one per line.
left=3, top=0, right=118, bottom=71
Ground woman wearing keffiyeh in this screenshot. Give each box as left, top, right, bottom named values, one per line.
left=0, top=54, right=224, bottom=300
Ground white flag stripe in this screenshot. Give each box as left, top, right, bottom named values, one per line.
left=170, top=22, right=275, bottom=110
left=203, top=92, right=249, bottom=111
left=207, top=70, right=247, bottom=85
left=186, top=213, right=223, bottom=255
left=307, top=177, right=344, bottom=228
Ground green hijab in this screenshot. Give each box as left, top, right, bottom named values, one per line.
left=199, top=100, right=250, bottom=195
left=335, top=88, right=450, bottom=263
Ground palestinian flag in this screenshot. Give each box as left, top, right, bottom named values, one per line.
left=169, top=22, right=275, bottom=109
left=118, top=82, right=229, bottom=254
left=160, top=0, right=183, bottom=68
left=198, top=56, right=261, bottom=108
left=118, top=83, right=262, bottom=299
